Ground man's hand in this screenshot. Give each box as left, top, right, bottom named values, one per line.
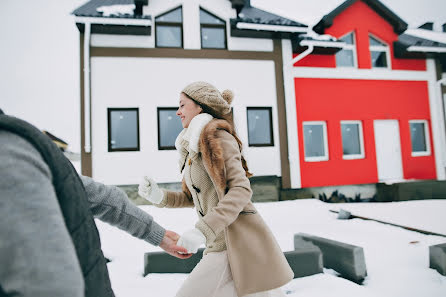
left=159, top=230, right=193, bottom=259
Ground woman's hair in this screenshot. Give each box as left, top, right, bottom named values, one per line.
left=184, top=92, right=253, bottom=178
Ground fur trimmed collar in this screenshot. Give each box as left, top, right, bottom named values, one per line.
left=175, top=113, right=213, bottom=153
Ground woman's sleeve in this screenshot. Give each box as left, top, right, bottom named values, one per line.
left=157, top=180, right=195, bottom=208
left=196, top=130, right=252, bottom=243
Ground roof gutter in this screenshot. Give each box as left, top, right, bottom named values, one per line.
left=291, top=43, right=314, bottom=65
left=75, top=16, right=152, bottom=26
left=235, top=22, right=307, bottom=33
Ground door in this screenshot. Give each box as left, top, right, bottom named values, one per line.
left=374, top=120, right=404, bottom=182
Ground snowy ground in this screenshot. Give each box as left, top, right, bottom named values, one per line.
left=97, top=199, right=446, bottom=297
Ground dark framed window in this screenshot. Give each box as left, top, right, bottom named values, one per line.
left=200, top=8, right=226, bottom=49
left=369, top=34, right=390, bottom=68
left=107, top=108, right=140, bottom=152
left=336, top=32, right=357, bottom=67
left=155, top=6, right=183, bottom=48
left=303, top=121, right=328, bottom=161
left=158, top=107, right=183, bottom=150
left=247, top=107, right=274, bottom=147
left=409, top=120, right=431, bottom=156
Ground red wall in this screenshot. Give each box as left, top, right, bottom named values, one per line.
left=295, top=78, right=436, bottom=188
left=294, top=0, right=426, bottom=71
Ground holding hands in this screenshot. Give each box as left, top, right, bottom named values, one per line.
left=138, top=176, right=164, bottom=204
left=160, top=230, right=193, bottom=259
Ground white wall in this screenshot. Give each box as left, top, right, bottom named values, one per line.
left=90, top=57, right=281, bottom=185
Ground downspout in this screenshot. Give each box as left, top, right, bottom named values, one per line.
left=83, top=21, right=91, bottom=153
left=437, top=76, right=446, bottom=174
left=291, top=43, right=314, bottom=65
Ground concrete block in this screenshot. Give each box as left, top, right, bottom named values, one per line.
left=287, top=237, right=323, bottom=278
left=144, top=248, right=204, bottom=276
left=295, top=233, right=367, bottom=283
left=430, top=243, right=446, bottom=276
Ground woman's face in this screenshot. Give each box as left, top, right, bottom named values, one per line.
left=177, top=93, right=202, bottom=128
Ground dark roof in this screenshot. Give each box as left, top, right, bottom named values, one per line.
left=292, top=34, right=345, bottom=54
left=229, top=1, right=307, bottom=39
left=43, top=131, right=68, bottom=145
left=72, top=0, right=150, bottom=19
left=313, top=0, right=407, bottom=35
left=235, top=6, right=305, bottom=27
left=394, top=31, right=446, bottom=58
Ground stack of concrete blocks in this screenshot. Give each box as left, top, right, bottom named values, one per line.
left=294, top=233, right=367, bottom=283
left=144, top=242, right=324, bottom=279
left=429, top=243, right=446, bottom=276
left=287, top=237, right=323, bottom=278
left=144, top=248, right=204, bottom=276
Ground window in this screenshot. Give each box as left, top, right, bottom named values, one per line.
left=335, top=32, right=357, bottom=67
left=247, top=107, right=274, bottom=146
left=158, top=108, right=183, bottom=150
left=200, top=8, right=226, bottom=49
left=107, top=108, right=140, bottom=152
left=303, top=121, right=328, bottom=161
left=155, top=6, right=183, bottom=48
left=409, top=120, right=431, bottom=156
left=369, top=34, right=390, bottom=68
left=341, top=121, right=365, bottom=159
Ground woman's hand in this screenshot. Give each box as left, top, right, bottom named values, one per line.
left=159, top=230, right=193, bottom=259
left=138, top=176, right=164, bottom=204
left=177, top=228, right=206, bottom=254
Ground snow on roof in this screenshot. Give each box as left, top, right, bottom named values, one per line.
left=404, top=28, right=446, bottom=45
left=96, top=4, right=136, bottom=17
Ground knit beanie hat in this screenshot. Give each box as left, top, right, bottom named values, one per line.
left=181, top=81, right=233, bottom=116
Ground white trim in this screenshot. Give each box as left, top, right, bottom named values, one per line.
left=235, top=22, right=307, bottom=33
left=409, top=120, right=431, bottom=157
left=303, top=121, right=329, bottom=162
left=369, top=33, right=391, bottom=69
left=282, top=39, right=301, bottom=188
left=341, top=121, right=365, bottom=159
left=291, top=44, right=314, bottom=65
left=335, top=31, right=358, bottom=68
left=75, top=16, right=152, bottom=26
left=407, top=46, right=446, bottom=53
left=292, top=67, right=430, bottom=81
left=427, top=59, right=446, bottom=180
left=300, top=39, right=345, bottom=48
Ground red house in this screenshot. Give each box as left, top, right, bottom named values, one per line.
left=284, top=0, right=446, bottom=189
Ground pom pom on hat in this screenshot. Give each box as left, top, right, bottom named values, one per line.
left=181, top=81, right=233, bottom=116
left=222, top=89, right=234, bottom=105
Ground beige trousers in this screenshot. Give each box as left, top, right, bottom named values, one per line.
left=175, top=251, right=286, bottom=297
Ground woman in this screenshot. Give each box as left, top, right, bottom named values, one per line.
left=138, top=81, right=293, bottom=297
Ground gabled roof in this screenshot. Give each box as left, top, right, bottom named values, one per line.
left=72, top=0, right=150, bottom=19
left=313, top=0, right=407, bottom=35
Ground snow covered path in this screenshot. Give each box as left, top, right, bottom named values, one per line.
left=97, top=199, right=446, bottom=297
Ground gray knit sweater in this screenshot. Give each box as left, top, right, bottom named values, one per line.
left=0, top=130, right=165, bottom=297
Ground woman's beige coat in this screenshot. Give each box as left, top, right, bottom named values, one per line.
left=161, top=119, right=293, bottom=296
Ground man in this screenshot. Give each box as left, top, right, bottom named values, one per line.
left=0, top=109, right=190, bottom=297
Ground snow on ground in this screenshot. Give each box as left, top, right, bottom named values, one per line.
left=96, top=199, right=446, bottom=297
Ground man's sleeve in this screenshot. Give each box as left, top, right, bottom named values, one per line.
left=81, top=175, right=166, bottom=246
left=0, top=131, right=84, bottom=297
